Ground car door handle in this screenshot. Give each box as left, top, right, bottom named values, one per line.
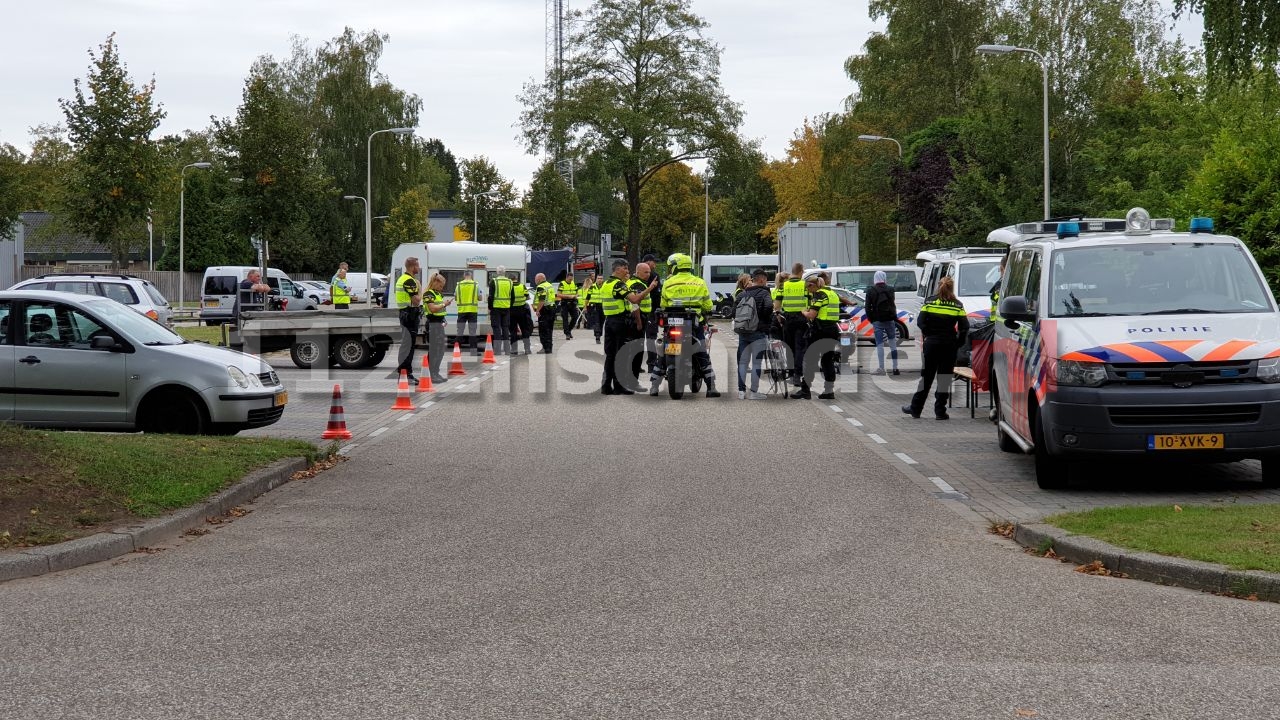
left=19, top=356, right=40, bottom=364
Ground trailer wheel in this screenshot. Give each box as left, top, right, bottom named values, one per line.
left=290, top=340, right=326, bottom=369
left=333, top=336, right=372, bottom=369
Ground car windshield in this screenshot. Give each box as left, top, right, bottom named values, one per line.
left=954, top=260, right=1003, bottom=297
left=85, top=298, right=185, bottom=344
left=835, top=270, right=918, bottom=293
left=1049, top=242, right=1274, bottom=318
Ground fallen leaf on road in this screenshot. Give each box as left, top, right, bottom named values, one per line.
left=1174, top=505, right=1182, bottom=512
left=989, top=522, right=1015, bottom=538
left=227, top=506, right=250, bottom=518
left=1074, top=560, right=1127, bottom=577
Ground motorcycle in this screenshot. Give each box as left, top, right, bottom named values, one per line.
left=711, top=292, right=735, bottom=319
left=656, top=306, right=710, bottom=400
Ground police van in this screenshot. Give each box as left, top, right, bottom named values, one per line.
left=916, top=247, right=1007, bottom=320
left=988, top=208, right=1280, bottom=489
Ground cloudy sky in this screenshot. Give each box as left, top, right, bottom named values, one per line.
left=2, top=0, right=1202, bottom=188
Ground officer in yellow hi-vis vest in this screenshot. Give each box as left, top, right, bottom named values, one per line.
left=793, top=274, right=841, bottom=400
left=903, top=276, right=970, bottom=420
left=510, top=273, right=533, bottom=355
left=487, top=265, right=514, bottom=356
left=534, top=272, right=558, bottom=353
left=330, top=262, right=351, bottom=310
left=557, top=274, right=578, bottom=340
left=652, top=252, right=720, bottom=398
left=589, top=274, right=606, bottom=344
left=455, top=270, right=482, bottom=355
left=600, top=260, right=653, bottom=395
left=394, top=257, right=422, bottom=382
left=778, top=263, right=810, bottom=387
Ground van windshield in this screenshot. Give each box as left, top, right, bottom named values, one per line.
left=1049, top=242, right=1274, bottom=317
left=835, top=270, right=918, bottom=292
left=954, top=260, right=1003, bottom=297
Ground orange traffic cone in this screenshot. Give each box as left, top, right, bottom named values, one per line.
left=321, top=384, right=353, bottom=440
left=392, top=369, right=415, bottom=410
left=417, top=354, right=434, bottom=392
left=448, top=341, right=467, bottom=376
left=482, top=334, right=496, bottom=364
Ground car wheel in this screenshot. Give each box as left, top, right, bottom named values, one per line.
left=139, top=388, right=208, bottom=435
left=290, top=340, right=327, bottom=369
left=333, top=336, right=372, bottom=369
left=896, top=321, right=909, bottom=341
left=1033, top=411, right=1069, bottom=490
left=1261, top=457, right=1280, bottom=489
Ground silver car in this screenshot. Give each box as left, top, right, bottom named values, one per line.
left=8, top=272, right=174, bottom=325
left=0, top=290, right=287, bottom=434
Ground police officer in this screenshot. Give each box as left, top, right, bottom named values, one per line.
left=778, top=263, right=810, bottom=386
left=793, top=274, right=841, bottom=400
left=509, top=273, right=534, bottom=355
left=627, top=261, right=659, bottom=385
left=652, top=253, right=720, bottom=398
left=904, top=275, right=969, bottom=420
left=600, top=260, right=651, bottom=395
left=589, top=274, right=606, bottom=344
left=394, top=257, right=422, bottom=382
left=557, top=274, right=578, bottom=340
left=488, top=265, right=513, bottom=356
left=534, top=272, right=558, bottom=353
left=330, top=262, right=351, bottom=310
left=455, top=269, right=482, bottom=355
left=423, top=272, right=453, bottom=383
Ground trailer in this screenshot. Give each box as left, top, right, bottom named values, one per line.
left=777, top=220, right=859, bottom=271
left=231, top=307, right=401, bottom=369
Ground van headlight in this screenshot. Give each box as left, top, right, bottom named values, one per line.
left=1056, top=360, right=1107, bottom=387
left=1257, top=357, right=1280, bottom=383
left=227, top=366, right=261, bottom=388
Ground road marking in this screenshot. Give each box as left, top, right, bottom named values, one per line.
left=867, top=433, right=887, bottom=444
left=847, top=417, right=863, bottom=427
left=396, top=413, right=416, bottom=422
left=421, top=401, right=435, bottom=408
left=829, top=405, right=842, bottom=412
left=929, top=476, right=958, bottom=493
left=895, top=452, right=918, bottom=465
left=337, top=444, right=357, bottom=455
left=369, top=427, right=388, bottom=437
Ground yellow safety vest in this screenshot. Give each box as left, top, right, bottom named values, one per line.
left=536, top=281, right=557, bottom=309
left=559, top=279, right=578, bottom=300
left=628, top=278, right=653, bottom=313
left=455, top=279, right=478, bottom=313
left=600, top=278, right=628, bottom=316
left=660, top=272, right=712, bottom=318
left=780, top=278, right=808, bottom=313
left=492, top=276, right=513, bottom=309
left=395, top=272, right=418, bottom=307
left=513, top=283, right=528, bottom=305
left=424, top=289, right=446, bottom=319
left=813, top=287, right=841, bottom=322
left=921, top=298, right=967, bottom=318
left=330, top=274, right=350, bottom=305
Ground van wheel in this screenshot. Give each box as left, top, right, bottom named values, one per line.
left=1261, top=458, right=1280, bottom=489
left=333, top=336, right=371, bottom=369
left=1033, top=412, right=1069, bottom=490
left=139, top=388, right=208, bottom=435
left=896, top=321, right=909, bottom=341
left=290, top=340, right=326, bottom=369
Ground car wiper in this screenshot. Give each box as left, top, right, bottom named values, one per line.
left=1140, top=308, right=1229, bottom=315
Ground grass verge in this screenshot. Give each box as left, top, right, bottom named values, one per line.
left=1045, top=504, right=1280, bottom=574
left=0, top=424, right=318, bottom=549
left=174, top=325, right=227, bottom=345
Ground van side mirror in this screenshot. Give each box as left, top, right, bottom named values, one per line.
left=294, top=287, right=305, bottom=299
left=1000, top=295, right=1034, bottom=326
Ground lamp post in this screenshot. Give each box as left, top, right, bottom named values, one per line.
left=977, top=44, right=1050, bottom=220
left=703, top=174, right=710, bottom=259
left=366, top=127, right=415, bottom=307
left=179, top=161, right=212, bottom=313
left=473, top=189, right=501, bottom=243
left=857, top=135, right=902, bottom=263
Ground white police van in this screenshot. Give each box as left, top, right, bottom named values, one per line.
left=989, top=208, right=1280, bottom=489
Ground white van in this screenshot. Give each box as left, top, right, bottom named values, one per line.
left=343, top=272, right=388, bottom=304
left=916, top=247, right=1007, bottom=319
left=809, top=265, right=921, bottom=307
left=387, top=242, right=529, bottom=338
left=199, top=266, right=316, bottom=325
left=989, top=209, right=1280, bottom=489
left=701, top=253, right=780, bottom=298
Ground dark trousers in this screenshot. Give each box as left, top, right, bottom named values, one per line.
left=334, top=303, right=349, bottom=311
left=628, top=314, right=648, bottom=381
left=911, top=338, right=958, bottom=417
left=457, top=311, right=478, bottom=352
left=490, top=308, right=511, bottom=354
left=538, top=307, right=556, bottom=351
left=560, top=301, right=577, bottom=338
left=784, top=316, right=809, bottom=378
left=802, top=325, right=840, bottom=391
left=396, top=314, right=420, bottom=375
left=592, top=306, right=604, bottom=339
left=511, top=307, right=533, bottom=352
left=602, top=316, right=636, bottom=392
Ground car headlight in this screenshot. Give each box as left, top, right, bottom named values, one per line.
left=1257, top=357, right=1280, bottom=383
left=1056, top=359, right=1107, bottom=387
left=227, top=366, right=254, bottom=389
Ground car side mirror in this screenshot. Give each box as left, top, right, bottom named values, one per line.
left=294, top=288, right=304, bottom=299
left=90, top=335, right=119, bottom=350
left=1000, top=295, right=1034, bottom=327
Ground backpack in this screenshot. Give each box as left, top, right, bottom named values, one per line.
left=867, top=285, right=894, bottom=321
left=733, top=289, right=761, bottom=334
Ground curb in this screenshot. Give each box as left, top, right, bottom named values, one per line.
left=1013, top=522, right=1280, bottom=603
left=0, top=456, right=310, bottom=584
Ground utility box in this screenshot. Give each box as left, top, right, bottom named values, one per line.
left=777, top=220, right=859, bottom=272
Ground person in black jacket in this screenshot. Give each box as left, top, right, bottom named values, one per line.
left=863, top=270, right=899, bottom=375
left=903, top=276, right=970, bottom=420
left=735, top=268, right=776, bottom=400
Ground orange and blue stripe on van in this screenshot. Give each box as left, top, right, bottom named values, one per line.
left=1060, top=340, right=1280, bottom=364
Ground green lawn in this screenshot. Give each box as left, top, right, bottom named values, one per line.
left=174, top=325, right=226, bottom=345
left=1045, top=504, right=1280, bottom=574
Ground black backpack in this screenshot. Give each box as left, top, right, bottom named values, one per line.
left=733, top=290, right=761, bottom=334
left=867, top=285, right=894, bottom=321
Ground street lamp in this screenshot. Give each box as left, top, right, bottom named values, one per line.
left=179, top=161, right=212, bottom=313
left=857, top=135, right=903, bottom=263
left=366, top=126, right=415, bottom=306
left=473, top=189, right=501, bottom=243
left=977, top=43, right=1050, bottom=220
left=703, top=174, right=710, bottom=259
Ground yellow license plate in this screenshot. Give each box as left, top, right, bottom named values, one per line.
left=665, top=343, right=682, bottom=355
left=274, top=391, right=288, bottom=407
left=204, top=300, right=219, bottom=307
left=1148, top=433, right=1223, bottom=450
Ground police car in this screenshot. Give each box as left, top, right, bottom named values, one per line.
left=989, top=208, right=1280, bottom=489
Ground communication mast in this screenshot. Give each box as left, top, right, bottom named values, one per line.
left=545, top=0, right=574, bottom=188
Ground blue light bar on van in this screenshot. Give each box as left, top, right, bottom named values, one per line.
left=1057, top=222, right=1080, bottom=239
left=1190, top=217, right=1215, bottom=233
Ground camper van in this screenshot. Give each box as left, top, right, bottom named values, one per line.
left=701, top=253, right=780, bottom=297
left=387, top=242, right=529, bottom=338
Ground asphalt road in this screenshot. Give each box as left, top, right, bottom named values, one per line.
left=3, top=336, right=1278, bottom=718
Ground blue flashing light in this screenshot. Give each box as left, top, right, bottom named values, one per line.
left=1056, top=222, right=1081, bottom=239
left=1190, top=217, right=1215, bottom=233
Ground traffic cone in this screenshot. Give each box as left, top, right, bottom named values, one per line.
left=482, top=334, right=496, bottom=364
left=321, top=384, right=353, bottom=440
left=417, top=355, right=434, bottom=392
left=392, top=369, right=415, bottom=410
left=449, top=341, right=467, bottom=376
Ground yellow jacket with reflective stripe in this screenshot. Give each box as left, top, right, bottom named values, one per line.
left=455, top=279, right=479, bottom=313
left=536, top=281, right=557, bottom=310
left=600, top=278, right=628, bottom=316
left=513, top=283, right=528, bottom=305
left=780, top=277, right=808, bottom=313
left=558, top=279, right=578, bottom=300
left=660, top=271, right=712, bottom=318
left=395, top=272, right=418, bottom=307
left=330, top=274, right=350, bottom=305
left=492, top=276, right=513, bottom=309
left=812, top=287, right=841, bottom=322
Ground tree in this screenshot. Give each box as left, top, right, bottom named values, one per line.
left=761, top=120, right=826, bottom=241
left=524, top=162, right=581, bottom=250
left=23, top=125, right=75, bottom=212
left=638, top=163, right=703, bottom=257
left=459, top=157, right=523, bottom=244
left=382, top=187, right=436, bottom=260
left=1174, top=0, right=1280, bottom=82
left=707, top=141, right=776, bottom=253
left=0, top=144, right=23, bottom=238
left=59, top=34, right=165, bottom=267
left=420, top=139, right=461, bottom=201
left=519, top=0, right=743, bottom=260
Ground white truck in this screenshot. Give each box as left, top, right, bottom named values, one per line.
left=777, top=220, right=859, bottom=272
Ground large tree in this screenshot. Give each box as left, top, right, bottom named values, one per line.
left=638, top=162, right=703, bottom=257
left=382, top=187, right=436, bottom=259
left=458, top=157, right=523, bottom=244
left=519, top=0, right=742, bottom=260
left=59, top=34, right=165, bottom=267
left=0, top=144, right=23, bottom=238
left=524, top=161, right=581, bottom=250
left=1175, top=0, right=1280, bottom=82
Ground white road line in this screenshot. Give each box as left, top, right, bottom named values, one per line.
left=929, top=476, right=958, bottom=493
left=337, top=444, right=357, bottom=455
left=369, top=427, right=388, bottom=437
left=421, top=401, right=436, bottom=408
left=867, top=433, right=887, bottom=444
left=895, top=452, right=918, bottom=465
left=829, top=405, right=842, bottom=413
left=847, top=417, right=863, bottom=427
left=396, top=413, right=416, bottom=422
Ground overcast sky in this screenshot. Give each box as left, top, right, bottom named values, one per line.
left=1, top=0, right=1202, bottom=189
